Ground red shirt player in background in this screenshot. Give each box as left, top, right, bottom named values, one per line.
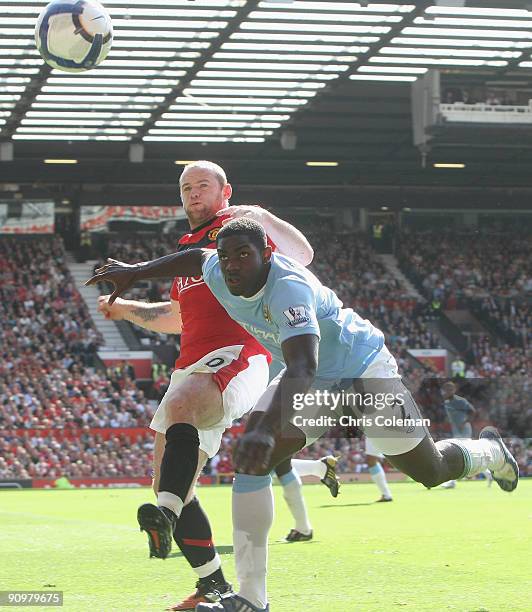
left=97, top=160, right=316, bottom=610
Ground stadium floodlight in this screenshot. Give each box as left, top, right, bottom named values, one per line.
left=433, top=163, right=466, bottom=169
left=43, top=159, right=78, bottom=163
left=350, top=74, right=417, bottom=81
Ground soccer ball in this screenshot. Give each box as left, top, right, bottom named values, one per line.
left=35, top=0, right=113, bottom=73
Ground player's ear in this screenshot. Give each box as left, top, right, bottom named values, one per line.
left=262, top=245, right=272, bottom=263
left=223, top=182, right=232, bottom=200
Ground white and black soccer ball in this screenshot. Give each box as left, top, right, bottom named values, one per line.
left=35, top=0, right=113, bottom=73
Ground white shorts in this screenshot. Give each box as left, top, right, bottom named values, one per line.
left=252, top=344, right=428, bottom=457
left=150, top=345, right=269, bottom=458
left=355, top=344, right=428, bottom=456
left=364, top=437, right=384, bottom=459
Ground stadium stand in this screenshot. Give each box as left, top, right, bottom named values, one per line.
left=93, top=234, right=180, bottom=348
left=1, top=228, right=530, bottom=483
left=397, top=229, right=529, bottom=365
left=0, top=236, right=156, bottom=480
left=0, top=428, right=153, bottom=480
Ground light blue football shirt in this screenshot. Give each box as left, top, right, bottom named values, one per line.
left=444, top=395, right=475, bottom=438
left=202, top=252, right=384, bottom=380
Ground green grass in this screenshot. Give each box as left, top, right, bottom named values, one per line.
left=1, top=480, right=531, bottom=612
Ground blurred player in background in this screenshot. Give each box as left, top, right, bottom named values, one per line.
left=439, top=381, right=491, bottom=489
left=275, top=454, right=339, bottom=542
left=97, top=161, right=335, bottom=610
left=365, top=438, right=393, bottom=502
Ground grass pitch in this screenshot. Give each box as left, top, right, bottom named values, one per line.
left=1, top=480, right=531, bottom=612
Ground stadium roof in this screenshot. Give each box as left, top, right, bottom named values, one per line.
left=3, top=0, right=532, bottom=206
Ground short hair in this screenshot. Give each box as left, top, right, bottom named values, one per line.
left=216, top=218, right=267, bottom=251
left=179, top=160, right=227, bottom=188
left=442, top=381, right=456, bottom=393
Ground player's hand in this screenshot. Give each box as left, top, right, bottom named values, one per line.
left=97, top=294, right=127, bottom=320
left=217, top=205, right=266, bottom=225
left=85, top=258, right=139, bottom=304
left=233, top=429, right=275, bottom=474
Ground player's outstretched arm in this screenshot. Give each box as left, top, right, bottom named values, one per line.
left=98, top=295, right=182, bottom=334
left=217, top=205, right=314, bottom=266
left=85, top=248, right=208, bottom=304
left=234, top=334, right=319, bottom=474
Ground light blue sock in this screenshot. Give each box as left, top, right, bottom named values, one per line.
left=369, top=463, right=392, bottom=499
left=278, top=469, right=311, bottom=534
left=233, top=473, right=273, bottom=609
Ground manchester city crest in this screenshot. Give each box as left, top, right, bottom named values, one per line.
left=263, top=304, right=273, bottom=324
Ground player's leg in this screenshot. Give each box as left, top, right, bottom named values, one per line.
left=199, top=372, right=339, bottom=611
left=152, top=430, right=164, bottom=497
left=228, top=411, right=306, bottom=612
left=220, top=373, right=306, bottom=611
left=290, top=455, right=341, bottom=497
left=159, top=371, right=224, bottom=516
left=352, top=350, right=518, bottom=492
left=274, top=457, right=312, bottom=541
left=139, top=371, right=225, bottom=558
left=146, top=438, right=230, bottom=610
left=147, top=349, right=270, bottom=609
left=380, top=429, right=516, bottom=492
left=440, top=424, right=470, bottom=489
left=366, top=445, right=393, bottom=502
left=354, top=378, right=518, bottom=491
left=169, top=495, right=232, bottom=611
left=163, top=436, right=231, bottom=610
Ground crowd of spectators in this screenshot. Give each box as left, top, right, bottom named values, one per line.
left=0, top=237, right=155, bottom=425
left=0, top=429, right=153, bottom=480
left=465, top=338, right=529, bottom=378
left=0, top=229, right=529, bottom=483
left=0, top=236, right=103, bottom=368
left=93, top=233, right=179, bottom=347
left=397, top=229, right=530, bottom=374
left=397, top=230, right=530, bottom=304
left=308, top=231, right=411, bottom=305
left=308, top=231, right=439, bottom=355
left=0, top=365, right=153, bottom=430
left=475, top=297, right=529, bottom=349
left=442, top=87, right=523, bottom=106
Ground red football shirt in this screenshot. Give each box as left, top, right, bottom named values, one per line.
left=170, top=214, right=272, bottom=369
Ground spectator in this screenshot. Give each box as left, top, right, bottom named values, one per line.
left=451, top=356, right=466, bottom=379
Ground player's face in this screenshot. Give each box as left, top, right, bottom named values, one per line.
left=179, top=167, right=231, bottom=229
left=442, top=384, right=455, bottom=399
left=217, top=235, right=271, bottom=297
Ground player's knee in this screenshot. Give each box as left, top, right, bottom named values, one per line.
left=165, top=384, right=222, bottom=429
left=165, top=393, right=206, bottom=426
left=416, top=466, right=445, bottom=489
left=165, top=403, right=194, bottom=427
